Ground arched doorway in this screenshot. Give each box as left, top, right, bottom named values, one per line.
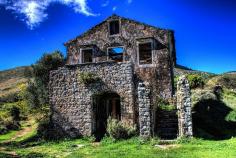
left=93, top=92, right=121, bottom=140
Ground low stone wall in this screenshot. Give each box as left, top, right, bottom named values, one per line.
left=49, top=62, right=135, bottom=137
left=177, top=75, right=193, bottom=137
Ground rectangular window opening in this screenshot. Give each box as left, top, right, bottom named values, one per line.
left=109, top=20, right=120, bottom=35
left=82, top=49, right=93, bottom=63
left=107, top=47, right=124, bottom=62
left=139, top=42, right=152, bottom=65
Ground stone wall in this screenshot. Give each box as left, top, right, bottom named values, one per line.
left=138, top=82, right=151, bottom=138
left=49, top=62, right=135, bottom=137
left=49, top=14, right=177, bottom=138
left=177, top=75, right=193, bottom=137
left=65, top=14, right=175, bottom=99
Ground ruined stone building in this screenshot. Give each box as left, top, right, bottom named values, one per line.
left=49, top=14, right=192, bottom=140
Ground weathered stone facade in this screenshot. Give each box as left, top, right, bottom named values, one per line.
left=65, top=14, right=175, bottom=99
left=49, top=14, right=193, bottom=139
left=49, top=62, right=135, bottom=136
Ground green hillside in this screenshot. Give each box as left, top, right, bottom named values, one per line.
left=175, top=67, right=236, bottom=139
left=0, top=66, right=32, bottom=101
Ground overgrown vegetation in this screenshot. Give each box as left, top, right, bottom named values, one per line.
left=77, top=71, right=100, bottom=84
left=0, top=83, right=30, bottom=134
left=26, top=51, right=65, bottom=139
left=107, top=117, right=137, bottom=140
left=191, top=85, right=236, bottom=139
left=186, top=74, right=205, bottom=89
left=174, top=68, right=236, bottom=140
left=0, top=51, right=65, bottom=139
left=154, top=97, right=176, bottom=111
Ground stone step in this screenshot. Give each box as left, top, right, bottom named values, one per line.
left=157, top=119, right=178, bottom=123
left=156, top=125, right=178, bottom=128
left=159, top=134, right=178, bottom=140
left=158, top=111, right=177, bottom=115
left=155, top=110, right=178, bottom=139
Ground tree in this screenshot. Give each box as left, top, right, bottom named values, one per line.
left=27, top=51, right=65, bottom=111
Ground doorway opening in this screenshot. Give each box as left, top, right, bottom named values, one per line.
left=93, top=92, right=121, bottom=141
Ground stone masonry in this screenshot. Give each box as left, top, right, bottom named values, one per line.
left=49, top=62, right=135, bottom=137
left=49, top=14, right=193, bottom=139
left=138, top=82, right=151, bottom=138
left=177, top=75, right=193, bottom=137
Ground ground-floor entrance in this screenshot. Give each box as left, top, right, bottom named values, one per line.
left=93, top=92, right=121, bottom=141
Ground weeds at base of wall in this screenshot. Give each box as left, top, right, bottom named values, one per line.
left=106, top=117, right=137, bottom=140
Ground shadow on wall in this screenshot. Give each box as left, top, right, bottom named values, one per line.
left=192, top=98, right=236, bottom=140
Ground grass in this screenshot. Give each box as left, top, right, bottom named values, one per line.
left=1, top=122, right=236, bottom=158
left=0, top=130, right=18, bottom=143
left=1, top=136, right=236, bottom=158
left=0, top=119, right=36, bottom=143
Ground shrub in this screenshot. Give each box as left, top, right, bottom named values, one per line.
left=187, top=74, right=205, bottom=89
left=213, top=85, right=223, bottom=100
left=154, top=97, right=176, bottom=111
left=158, top=104, right=176, bottom=111
left=10, top=106, right=20, bottom=121
left=77, top=72, right=99, bottom=84
left=107, top=117, right=136, bottom=140
left=37, top=117, right=58, bottom=140
left=225, top=110, right=236, bottom=122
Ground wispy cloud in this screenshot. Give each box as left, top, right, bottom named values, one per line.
left=101, top=0, right=109, bottom=7
left=0, top=0, right=98, bottom=29
left=127, top=0, right=132, bottom=4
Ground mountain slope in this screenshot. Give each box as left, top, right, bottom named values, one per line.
left=0, top=66, right=32, bottom=100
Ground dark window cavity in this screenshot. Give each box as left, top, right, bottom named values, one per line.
left=139, top=42, right=152, bottom=65
left=82, top=49, right=93, bottom=63
left=109, top=20, right=120, bottom=35
left=108, top=47, right=124, bottom=62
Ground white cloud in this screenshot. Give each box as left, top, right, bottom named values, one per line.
left=127, top=0, right=132, bottom=4
left=112, top=6, right=117, bottom=11
left=1, top=0, right=98, bottom=29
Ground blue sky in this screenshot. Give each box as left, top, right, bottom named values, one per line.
left=0, top=0, right=236, bottom=73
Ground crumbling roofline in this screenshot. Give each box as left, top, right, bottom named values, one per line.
left=64, top=14, right=174, bottom=46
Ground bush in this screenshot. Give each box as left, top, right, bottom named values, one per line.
left=187, top=74, right=205, bottom=89
left=37, top=117, right=57, bottom=140
left=77, top=72, right=99, bottom=84
left=154, top=97, right=176, bottom=111
left=10, top=106, right=20, bottom=121
left=0, top=103, right=21, bottom=134
left=225, top=110, right=236, bottom=122
left=107, top=117, right=136, bottom=140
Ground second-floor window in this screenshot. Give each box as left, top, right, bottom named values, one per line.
left=81, top=49, right=93, bottom=63
left=107, top=47, right=124, bottom=62
left=109, top=20, right=120, bottom=35
left=138, top=42, right=152, bottom=65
